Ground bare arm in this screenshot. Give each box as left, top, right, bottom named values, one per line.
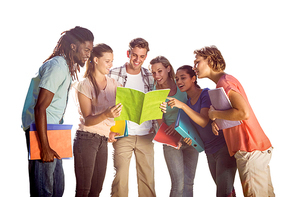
left=179, top=104, right=210, bottom=128
left=34, top=88, right=61, bottom=162
left=157, top=116, right=164, bottom=126
left=77, top=92, right=122, bottom=126
left=208, top=89, right=250, bottom=121
left=167, top=97, right=209, bottom=128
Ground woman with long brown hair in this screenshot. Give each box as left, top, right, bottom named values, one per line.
left=73, top=43, right=122, bottom=196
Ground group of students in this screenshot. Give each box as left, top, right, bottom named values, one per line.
left=21, top=26, right=274, bottom=197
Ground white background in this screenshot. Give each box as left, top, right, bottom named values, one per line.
left=1, top=0, right=295, bottom=196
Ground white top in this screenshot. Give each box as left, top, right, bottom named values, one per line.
left=73, top=76, right=121, bottom=137
left=125, top=72, right=152, bottom=136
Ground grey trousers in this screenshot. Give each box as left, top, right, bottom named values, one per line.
left=73, top=130, right=108, bottom=197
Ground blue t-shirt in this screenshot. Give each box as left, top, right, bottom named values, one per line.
left=187, top=88, right=226, bottom=154
left=22, top=56, right=72, bottom=130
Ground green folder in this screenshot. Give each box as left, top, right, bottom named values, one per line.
left=114, top=87, right=170, bottom=125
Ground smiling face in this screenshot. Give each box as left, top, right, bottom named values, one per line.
left=72, top=41, right=93, bottom=67
left=127, top=47, right=147, bottom=74
left=193, top=55, right=211, bottom=79
left=94, top=52, right=114, bottom=75
left=151, top=62, right=171, bottom=85
left=175, top=69, right=196, bottom=92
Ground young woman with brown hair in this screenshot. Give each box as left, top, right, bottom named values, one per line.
left=73, top=43, right=122, bottom=196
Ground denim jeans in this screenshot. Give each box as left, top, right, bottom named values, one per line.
left=73, top=131, right=108, bottom=197
left=25, top=131, right=65, bottom=197
left=206, top=145, right=237, bottom=197
left=163, top=143, right=199, bottom=197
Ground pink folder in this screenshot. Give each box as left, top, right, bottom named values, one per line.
left=153, top=122, right=182, bottom=148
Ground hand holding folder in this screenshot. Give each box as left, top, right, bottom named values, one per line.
left=208, top=87, right=241, bottom=129
left=174, top=109, right=204, bottom=152
left=115, top=87, right=170, bottom=124
left=29, top=124, right=73, bottom=160
left=153, top=122, right=182, bottom=148
left=110, top=120, right=128, bottom=139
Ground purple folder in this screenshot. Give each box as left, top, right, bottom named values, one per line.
left=208, top=87, right=241, bottom=129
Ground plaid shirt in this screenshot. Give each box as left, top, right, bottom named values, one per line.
left=108, top=63, right=158, bottom=131
left=108, top=63, right=154, bottom=92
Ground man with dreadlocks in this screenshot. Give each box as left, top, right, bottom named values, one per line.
left=21, top=26, right=94, bottom=196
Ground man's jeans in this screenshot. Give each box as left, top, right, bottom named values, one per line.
left=25, top=131, right=65, bottom=197
left=163, top=143, right=199, bottom=197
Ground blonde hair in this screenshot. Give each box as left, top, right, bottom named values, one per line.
left=150, top=56, right=175, bottom=82
left=194, top=45, right=226, bottom=72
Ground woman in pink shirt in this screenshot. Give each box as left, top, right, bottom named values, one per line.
left=193, top=46, right=275, bottom=197
left=73, top=43, right=122, bottom=196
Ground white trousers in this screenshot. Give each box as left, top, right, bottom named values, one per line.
left=234, top=147, right=275, bottom=197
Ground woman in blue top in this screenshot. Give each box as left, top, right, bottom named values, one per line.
left=167, top=65, right=237, bottom=197
left=150, top=56, right=197, bottom=197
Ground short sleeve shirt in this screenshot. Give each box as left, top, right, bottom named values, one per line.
left=74, top=76, right=121, bottom=137
left=22, top=56, right=72, bottom=130
left=217, top=74, right=272, bottom=156
left=163, top=87, right=187, bottom=126
left=187, top=88, right=226, bottom=154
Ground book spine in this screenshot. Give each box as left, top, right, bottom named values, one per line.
left=174, top=127, right=204, bottom=152
left=30, top=124, right=73, bottom=131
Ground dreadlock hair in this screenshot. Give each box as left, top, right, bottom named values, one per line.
left=84, top=43, right=113, bottom=99
left=177, top=65, right=201, bottom=89
left=44, top=26, right=94, bottom=80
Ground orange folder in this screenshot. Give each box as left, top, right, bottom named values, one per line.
left=29, top=124, right=73, bottom=160
left=153, top=122, right=182, bottom=148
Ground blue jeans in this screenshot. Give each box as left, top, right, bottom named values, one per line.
left=73, top=131, right=108, bottom=197
left=206, top=145, right=237, bottom=197
left=163, top=143, right=199, bottom=197
left=25, top=131, right=65, bottom=197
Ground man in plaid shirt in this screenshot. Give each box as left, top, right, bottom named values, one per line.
left=108, top=38, right=157, bottom=197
